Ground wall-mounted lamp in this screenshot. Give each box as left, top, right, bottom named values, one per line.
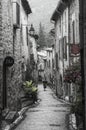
left=29, top=24, right=35, bottom=36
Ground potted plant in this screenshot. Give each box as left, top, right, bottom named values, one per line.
left=23, top=80, right=38, bottom=102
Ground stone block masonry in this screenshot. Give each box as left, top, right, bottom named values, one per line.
left=0, top=0, right=23, bottom=110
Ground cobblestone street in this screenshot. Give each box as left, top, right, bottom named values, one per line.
left=14, top=84, right=70, bottom=130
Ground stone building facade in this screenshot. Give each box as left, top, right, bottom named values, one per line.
left=51, top=0, right=69, bottom=97
left=69, top=0, right=80, bottom=64
left=0, top=0, right=15, bottom=110
left=51, top=0, right=80, bottom=99
left=45, top=48, right=53, bottom=84
left=51, top=0, right=84, bottom=129
left=0, top=0, right=31, bottom=110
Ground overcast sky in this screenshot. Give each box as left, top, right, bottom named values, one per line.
left=28, top=0, right=59, bottom=33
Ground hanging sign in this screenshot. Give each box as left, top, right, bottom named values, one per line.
left=70, top=44, right=80, bottom=56
left=4, top=56, right=14, bottom=67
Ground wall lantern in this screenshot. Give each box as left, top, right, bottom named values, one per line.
left=29, top=24, right=39, bottom=40
left=29, top=24, right=35, bottom=36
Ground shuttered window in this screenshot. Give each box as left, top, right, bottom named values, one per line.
left=26, top=26, right=28, bottom=46
left=13, top=2, right=20, bottom=28
left=16, top=3, right=20, bottom=26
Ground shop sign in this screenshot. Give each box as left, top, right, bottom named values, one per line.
left=70, top=44, right=80, bottom=56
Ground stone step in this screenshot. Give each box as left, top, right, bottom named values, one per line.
left=21, top=100, right=33, bottom=108
left=21, top=97, right=32, bottom=102
left=5, top=111, right=19, bottom=123
left=2, top=108, right=9, bottom=118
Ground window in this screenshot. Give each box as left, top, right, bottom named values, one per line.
left=59, top=17, right=61, bottom=33
left=52, top=59, right=54, bottom=68
left=26, top=26, right=28, bottom=46
left=47, top=61, right=48, bottom=67
left=72, top=21, right=75, bottom=43
left=16, top=3, right=20, bottom=26
left=13, top=2, right=20, bottom=28
left=65, top=12, right=66, bottom=33
left=20, top=25, right=24, bottom=45
left=59, top=39, right=63, bottom=60
left=56, top=53, right=58, bottom=70
left=63, top=36, right=67, bottom=60
left=49, top=60, right=50, bottom=68
left=40, top=65, right=42, bottom=70
left=49, top=52, right=50, bottom=57
left=44, top=60, right=47, bottom=68
left=13, top=28, right=16, bottom=54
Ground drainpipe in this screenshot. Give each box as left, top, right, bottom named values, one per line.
left=2, top=56, right=14, bottom=109
left=3, top=61, right=7, bottom=109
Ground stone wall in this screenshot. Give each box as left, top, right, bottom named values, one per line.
left=0, top=0, right=22, bottom=110
left=51, top=0, right=80, bottom=98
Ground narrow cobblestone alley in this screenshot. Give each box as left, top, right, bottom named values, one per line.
left=14, top=84, right=70, bottom=130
